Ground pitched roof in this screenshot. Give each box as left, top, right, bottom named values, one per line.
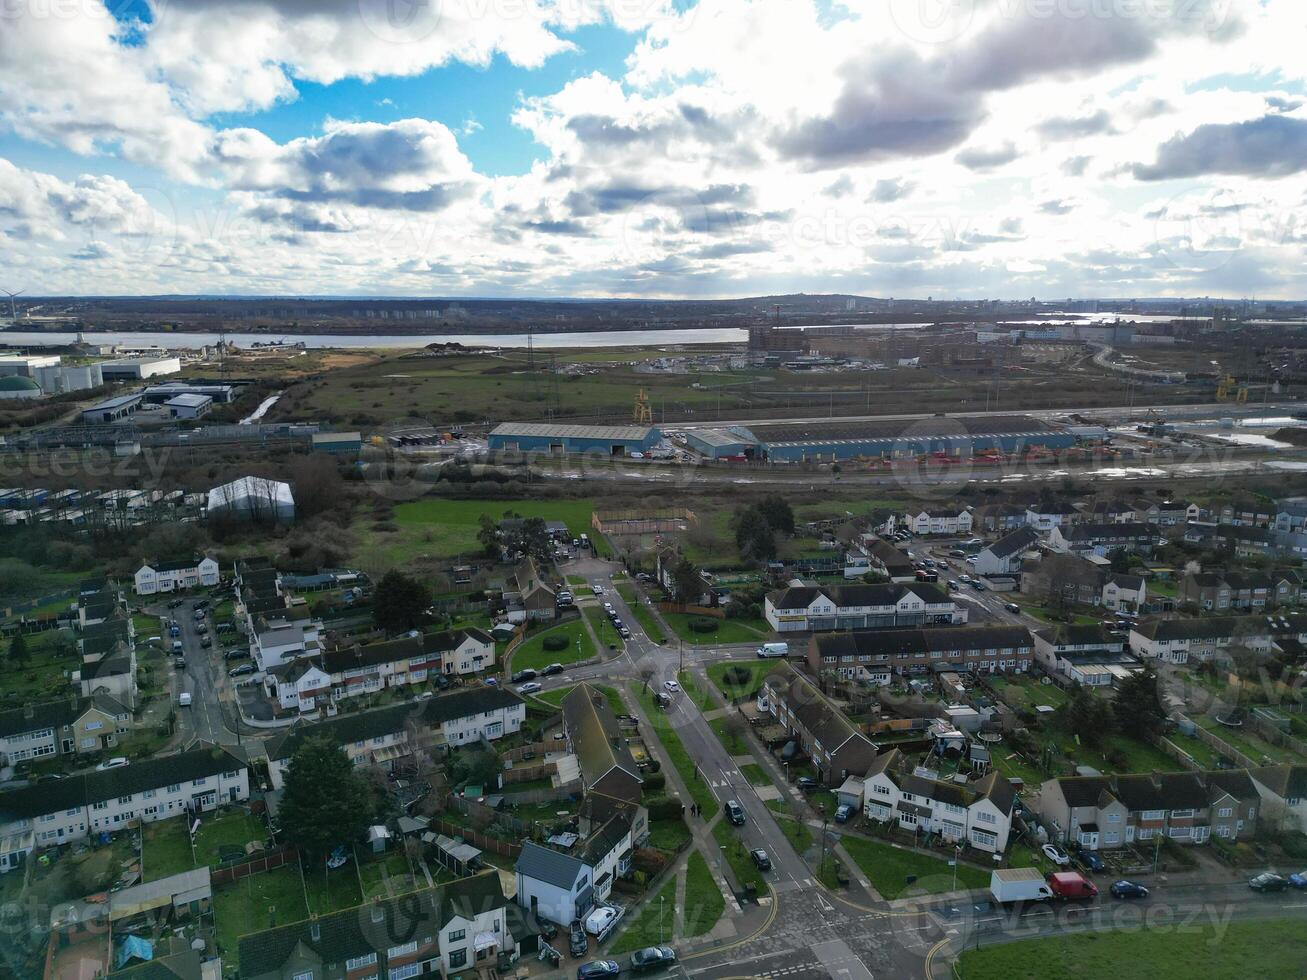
left=515, top=840, right=587, bottom=888
left=1112, top=772, right=1209, bottom=812
left=1249, top=764, right=1307, bottom=800
left=762, top=662, right=870, bottom=754
left=238, top=875, right=507, bottom=978
left=813, top=625, right=1034, bottom=660
left=0, top=744, right=247, bottom=822
left=768, top=582, right=952, bottom=610
left=562, top=684, right=640, bottom=789
left=986, top=527, right=1041, bottom=559
left=1108, top=573, right=1145, bottom=591
left=1052, top=776, right=1118, bottom=809
left=1033, top=623, right=1122, bottom=649
left=580, top=809, right=634, bottom=866
left=0, top=694, right=125, bottom=739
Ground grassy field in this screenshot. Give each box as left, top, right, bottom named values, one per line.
left=212, top=866, right=309, bottom=970
left=662, top=612, right=771, bottom=645
left=840, top=835, right=989, bottom=899
left=955, top=919, right=1307, bottom=979
left=647, top=815, right=692, bottom=852
left=0, top=628, right=78, bottom=704
left=713, top=819, right=767, bottom=894
left=302, top=856, right=364, bottom=915
left=357, top=849, right=420, bottom=899
left=143, top=816, right=195, bottom=881
left=706, top=659, right=778, bottom=700
left=1197, top=716, right=1307, bottom=765
left=618, top=586, right=668, bottom=644
left=509, top=619, right=596, bottom=672
left=583, top=604, right=623, bottom=652
left=710, top=717, right=750, bottom=756
left=683, top=849, right=727, bottom=938
left=535, top=683, right=625, bottom=715
left=193, top=809, right=268, bottom=868
left=630, top=683, right=718, bottom=814
left=610, top=875, right=679, bottom=954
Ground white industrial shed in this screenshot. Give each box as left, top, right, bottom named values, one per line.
left=206, top=476, right=295, bottom=523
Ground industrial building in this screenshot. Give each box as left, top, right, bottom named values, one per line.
left=488, top=422, right=662, bottom=456
left=165, top=393, right=212, bottom=419
left=98, top=356, right=181, bottom=380
left=684, top=426, right=758, bottom=459
left=0, top=376, right=43, bottom=400
left=34, top=363, right=104, bottom=394
left=311, top=431, right=362, bottom=455
left=0, top=354, right=61, bottom=376
left=143, top=381, right=238, bottom=404
left=737, top=414, right=1075, bottom=462
left=206, top=476, right=295, bottom=523
left=81, top=392, right=144, bottom=423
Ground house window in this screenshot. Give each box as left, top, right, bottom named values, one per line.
left=448, top=949, right=468, bottom=970
left=1218, top=807, right=1232, bottom=818
left=976, top=810, right=996, bottom=825
left=389, top=965, right=421, bottom=980
left=387, top=941, right=418, bottom=959
left=448, top=929, right=466, bottom=943
left=1104, top=832, right=1119, bottom=844
left=971, top=829, right=997, bottom=848
left=1107, top=812, right=1121, bottom=823
left=293, top=972, right=313, bottom=980
left=347, top=954, right=378, bottom=971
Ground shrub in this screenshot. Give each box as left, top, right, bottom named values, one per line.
left=542, top=634, right=568, bottom=652
left=646, top=796, right=684, bottom=821
left=723, top=666, right=750, bottom=687
left=689, top=617, right=719, bottom=634
left=642, top=772, right=666, bottom=794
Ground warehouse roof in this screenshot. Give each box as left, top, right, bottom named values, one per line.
left=164, top=393, right=211, bottom=408
left=685, top=427, right=756, bottom=447
left=743, top=414, right=1057, bottom=446
left=490, top=422, right=658, bottom=441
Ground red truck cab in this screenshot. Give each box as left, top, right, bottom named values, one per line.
left=1048, top=871, right=1099, bottom=900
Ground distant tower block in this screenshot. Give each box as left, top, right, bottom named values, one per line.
left=633, top=388, right=653, bottom=425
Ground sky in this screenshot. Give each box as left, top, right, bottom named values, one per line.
left=1, top=0, right=1306, bottom=300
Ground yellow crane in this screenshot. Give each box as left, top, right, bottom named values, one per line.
left=1216, top=374, right=1248, bottom=403
left=633, top=388, right=653, bottom=425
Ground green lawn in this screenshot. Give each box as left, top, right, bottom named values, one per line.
left=617, top=584, right=668, bottom=643
left=955, top=918, right=1307, bottom=979
left=739, top=763, right=771, bottom=786
left=840, top=835, right=989, bottom=899
left=302, top=855, right=364, bottom=915
left=509, top=619, right=596, bottom=672
left=676, top=669, right=715, bottom=711
left=989, top=675, right=1070, bottom=711
left=393, top=497, right=600, bottom=557
left=583, top=604, right=624, bottom=652
left=662, top=612, right=771, bottom=645
left=630, top=683, right=718, bottom=814
left=193, top=809, right=268, bottom=868
left=357, top=849, right=420, bottom=899
left=1196, top=716, right=1307, bottom=765
left=143, top=816, right=196, bottom=881
left=647, top=816, right=692, bottom=852
left=775, top=814, right=814, bottom=852
left=212, top=867, right=309, bottom=970
left=710, top=717, right=750, bottom=756
left=682, top=849, right=726, bottom=938
left=609, top=875, right=678, bottom=954
left=706, top=659, right=778, bottom=700
left=535, top=683, right=625, bottom=715
left=712, top=819, right=767, bottom=894
left=0, top=628, right=78, bottom=704
left=565, top=575, right=589, bottom=586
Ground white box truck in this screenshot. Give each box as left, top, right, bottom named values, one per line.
left=990, top=868, right=1052, bottom=904
left=757, top=642, right=789, bottom=658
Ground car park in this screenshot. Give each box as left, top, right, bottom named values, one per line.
left=517, top=682, right=543, bottom=695
left=1042, top=843, right=1072, bottom=866
left=576, top=961, right=620, bottom=979
left=725, top=800, right=746, bottom=826
left=1109, top=880, right=1149, bottom=898
left=1249, top=872, right=1289, bottom=892
left=750, top=848, right=772, bottom=871
left=630, top=946, right=677, bottom=972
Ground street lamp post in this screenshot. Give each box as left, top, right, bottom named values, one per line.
left=660, top=895, right=665, bottom=943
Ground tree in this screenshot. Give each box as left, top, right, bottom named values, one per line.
left=372, top=570, right=429, bottom=634
left=1107, top=547, right=1132, bottom=574
left=735, top=507, right=777, bottom=563
left=1064, top=685, right=1112, bottom=748
left=476, top=513, right=499, bottom=557
left=757, top=496, right=795, bottom=537
left=669, top=557, right=703, bottom=603
left=277, top=737, right=376, bottom=860
left=505, top=517, right=552, bottom=562
left=1114, top=666, right=1166, bottom=741
left=9, top=633, right=28, bottom=667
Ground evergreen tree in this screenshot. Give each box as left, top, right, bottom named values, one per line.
left=277, top=737, right=376, bottom=860
left=1114, top=666, right=1166, bottom=740
left=372, top=570, right=429, bottom=634
left=9, top=633, right=28, bottom=667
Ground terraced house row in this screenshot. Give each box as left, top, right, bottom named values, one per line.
left=765, top=581, right=967, bottom=633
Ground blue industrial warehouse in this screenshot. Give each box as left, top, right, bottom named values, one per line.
left=732, top=415, right=1075, bottom=462
left=684, top=427, right=759, bottom=459
left=488, top=422, right=662, bottom=456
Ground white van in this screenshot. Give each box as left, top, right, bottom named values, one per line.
left=757, top=642, right=789, bottom=658
left=178, top=692, right=192, bottom=707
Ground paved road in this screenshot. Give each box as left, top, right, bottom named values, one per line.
left=154, top=596, right=244, bottom=747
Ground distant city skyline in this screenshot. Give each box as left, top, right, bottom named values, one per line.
left=1, top=1, right=1305, bottom=299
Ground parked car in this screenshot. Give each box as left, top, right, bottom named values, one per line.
left=511, top=669, right=537, bottom=684
left=750, top=849, right=772, bottom=871
left=1042, top=843, right=1072, bottom=867
left=517, top=682, right=543, bottom=695
left=1289, top=871, right=1307, bottom=889
left=1074, top=845, right=1105, bottom=872
left=224, top=650, right=247, bottom=662
left=591, top=585, right=604, bottom=596
left=1249, top=872, right=1289, bottom=893
left=834, top=803, right=854, bottom=823
left=178, top=692, right=192, bottom=707
left=167, top=598, right=185, bottom=609
left=95, top=757, right=129, bottom=771
left=1109, top=879, right=1149, bottom=899
left=576, top=961, right=620, bottom=979
left=434, top=674, right=452, bottom=689
left=795, top=776, right=820, bottom=793
left=569, top=923, right=588, bottom=957
left=630, top=946, right=677, bottom=972
left=1047, top=870, right=1098, bottom=900
left=199, top=637, right=212, bottom=649
left=174, top=656, right=186, bottom=669
left=541, top=663, right=565, bottom=677
left=1004, top=602, right=1021, bottom=614
left=618, top=627, right=631, bottom=639
left=724, top=800, right=746, bottom=826
left=229, top=663, right=255, bottom=677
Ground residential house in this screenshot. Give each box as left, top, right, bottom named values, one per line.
left=1101, top=573, right=1147, bottom=613
left=515, top=826, right=634, bottom=928
left=1136, top=498, right=1200, bottom=526
left=1180, top=572, right=1233, bottom=611
left=971, top=504, right=1030, bottom=534
left=1128, top=614, right=1307, bottom=665
left=79, top=617, right=133, bottom=664
left=904, top=508, right=972, bottom=536
left=321, top=628, right=497, bottom=702
left=1079, top=499, right=1138, bottom=524
left=808, top=625, right=1035, bottom=680
left=250, top=620, right=323, bottom=671
left=132, top=556, right=220, bottom=595
left=1217, top=496, right=1275, bottom=527
left=424, top=686, right=526, bottom=747
left=1249, top=765, right=1307, bottom=834
left=238, top=875, right=516, bottom=979
left=1025, top=502, right=1081, bottom=531
left=764, top=582, right=964, bottom=633
left=971, top=527, right=1040, bottom=576
left=861, top=748, right=1017, bottom=853
left=1031, top=625, right=1137, bottom=687
left=504, top=557, right=556, bottom=623
left=859, top=537, right=917, bottom=582
left=1040, top=770, right=1260, bottom=850
left=0, top=694, right=131, bottom=764
left=0, top=745, right=250, bottom=873
left=263, top=658, right=331, bottom=714
left=1022, top=553, right=1106, bottom=608
left=759, top=662, right=878, bottom=784
left=562, top=684, right=642, bottom=803
left=1274, top=497, right=1307, bottom=534
left=577, top=793, right=648, bottom=846
left=77, top=648, right=137, bottom=709
left=1048, top=522, right=1160, bottom=557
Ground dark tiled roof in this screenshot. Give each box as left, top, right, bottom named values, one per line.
left=516, top=840, right=586, bottom=888
left=814, top=625, right=1033, bottom=660
left=1112, top=772, right=1209, bottom=812
left=238, top=875, right=507, bottom=978
left=762, top=662, right=869, bottom=754
left=1250, top=764, right=1307, bottom=800
left=421, top=686, right=525, bottom=727
left=580, top=810, right=634, bottom=866
left=1053, top=776, right=1117, bottom=809
left=1034, top=624, right=1122, bottom=649
left=0, top=695, right=124, bottom=739
left=563, top=684, right=640, bottom=789
left=267, top=702, right=418, bottom=761
left=986, top=527, right=1040, bottom=559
